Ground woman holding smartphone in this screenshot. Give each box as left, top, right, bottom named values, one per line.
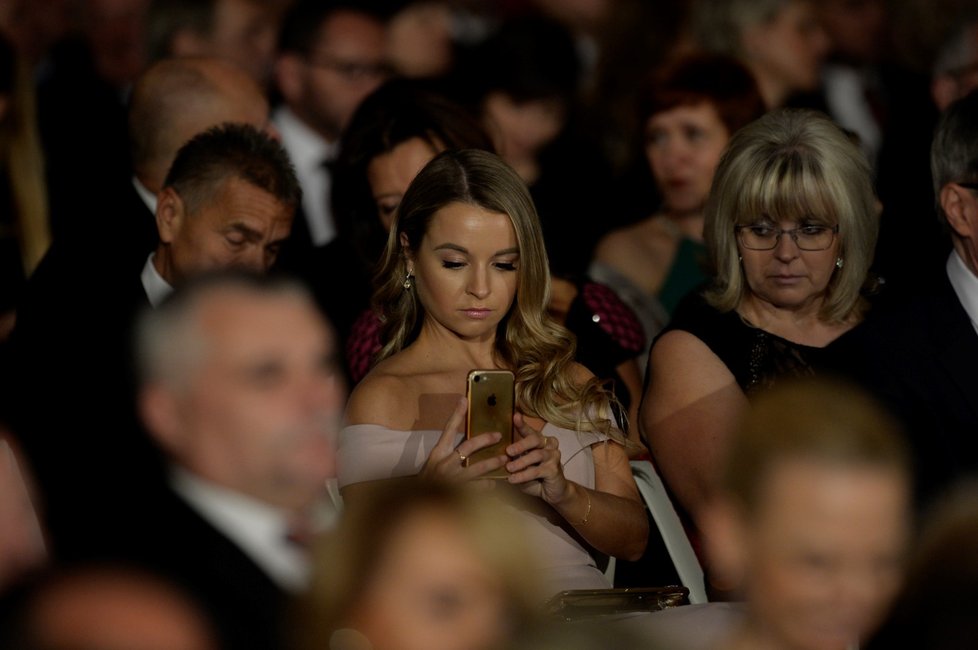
left=339, top=149, right=647, bottom=594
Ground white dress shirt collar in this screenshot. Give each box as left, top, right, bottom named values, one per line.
left=948, top=250, right=978, bottom=335
left=273, top=106, right=338, bottom=246
left=140, top=253, right=173, bottom=308
left=170, top=466, right=310, bottom=592
left=132, top=176, right=158, bottom=215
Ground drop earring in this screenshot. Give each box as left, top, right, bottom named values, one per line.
left=835, top=257, right=844, bottom=269
left=403, top=272, right=413, bottom=290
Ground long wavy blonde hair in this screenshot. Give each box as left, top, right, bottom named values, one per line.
left=373, top=149, right=616, bottom=435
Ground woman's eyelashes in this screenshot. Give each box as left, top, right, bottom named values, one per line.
left=438, top=258, right=519, bottom=271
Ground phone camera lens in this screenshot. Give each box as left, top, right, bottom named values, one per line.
left=474, top=375, right=482, bottom=382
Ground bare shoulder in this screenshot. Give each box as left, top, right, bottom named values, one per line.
left=594, top=221, right=649, bottom=262
left=567, top=361, right=597, bottom=386
left=345, top=357, right=419, bottom=428
left=648, top=329, right=732, bottom=384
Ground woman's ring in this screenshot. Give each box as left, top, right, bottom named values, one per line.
left=457, top=450, right=467, bottom=464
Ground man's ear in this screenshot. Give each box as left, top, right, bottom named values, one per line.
left=274, top=54, right=305, bottom=104
left=940, top=183, right=976, bottom=239
left=156, top=187, right=185, bottom=244
left=139, top=384, right=184, bottom=457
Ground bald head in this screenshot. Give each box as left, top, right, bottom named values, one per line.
left=128, top=57, right=271, bottom=192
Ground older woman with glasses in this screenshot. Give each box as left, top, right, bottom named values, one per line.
left=639, top=109, right=880, bottom=531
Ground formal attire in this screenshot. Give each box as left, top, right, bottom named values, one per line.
left=658, top=291, right=852, bottom=395
left=92, top=473, right=296, bottom=650
left=840, top=251, right=978, bottom=506
left=338, top=421, right=614, bottom=594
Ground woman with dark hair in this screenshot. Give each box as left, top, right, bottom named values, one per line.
left=309, top=79, right=493, bottom=348
left=591, top=55, right=765, bottom=357
left=340, top=149, right=648, bottom=595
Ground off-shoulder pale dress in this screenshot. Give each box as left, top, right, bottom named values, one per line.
left=338, top=421, right=614, bottom=595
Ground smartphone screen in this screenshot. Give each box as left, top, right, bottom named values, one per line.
left=465, top=369, right=514, bottom=478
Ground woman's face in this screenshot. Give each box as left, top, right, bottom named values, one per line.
left=645, top=102, right=730, bottom=216
left=483, top=92, right=564, bottom=164
left=351, top=507, right=509, bottom=650
left=368, top=137, right=442, bottom=232
left=737, top=459, right=908, bottom=650
left=404, top=202, right=520, bottom=343
left=742, top=0, right=829, bottom=97
left=737, top=217, right=841, bottom=314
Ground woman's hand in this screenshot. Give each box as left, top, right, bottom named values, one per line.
left=505, top=412, right=573, bottom=505
left=420, top=397, right=508, bottom=483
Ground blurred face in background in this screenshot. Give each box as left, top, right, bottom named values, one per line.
left=741, top=0, right=829, bottom=102
left=645, top=102, right=729, bottom=217
left=350, top=506, right=510, bottom=650
left=483, top=92, right=564, bottom=173
left=711, top=458, right=909, bottom=650
left=367, top=136, right=441, bottom=232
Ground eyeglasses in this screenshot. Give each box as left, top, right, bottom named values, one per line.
left=736, top=223, right=839, bottom=251
left=306, top=56, right=393, bottom=82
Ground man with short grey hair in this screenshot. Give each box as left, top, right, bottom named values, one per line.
left=846, top=89, right=978, bottom=507
left=121, top=272, right=343, bottom=650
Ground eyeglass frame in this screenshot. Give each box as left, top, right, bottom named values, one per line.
left=735, top=223, right=840, bottom=251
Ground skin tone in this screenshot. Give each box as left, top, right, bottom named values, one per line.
left=740, top=0, right=829, bottom=108
left=142, top=290, right=344, bottom=513
left=31, top=571, right=217, bottom=650
left=704, top=460, right=908, bottom=650
left=940, top=182, right=978, bottom=276
left=367, top=137, right=441, bottom=232
left=346, top=202, right=647, bottom=561
left=593, top=102, right=730, bottom=297
left=134, top=59, right=273, bottom=193
left=170, top=0, right=277, bottom=84
left=640, top=220, right=852, bottom=522
left=153, top=176, right=293, bottom=286
left=350, top=507, right=508, bottom=650
left=482, top=93, right=564, bottom=185
left=275, top=10, right=388, bottom=143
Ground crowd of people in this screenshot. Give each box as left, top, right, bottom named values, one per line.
left=0, top=1, right=977, bottom=649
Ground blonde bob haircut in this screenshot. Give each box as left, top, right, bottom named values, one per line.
left=703, top=109, right=878, bottom=323
left=373, top=149, right=615, bottom=434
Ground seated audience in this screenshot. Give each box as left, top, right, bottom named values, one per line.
left=8, top=123, right=300, bottom=562
left=640, top=109, right=879, bottom=528
left=591, top=54, right=765, bottom=361
left=700, top=378, right=910, bottom=650
left=296, top=480, right=541, bottom=650
left=341, top=149, right=648, bottom=595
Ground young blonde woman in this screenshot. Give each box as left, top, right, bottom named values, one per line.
left=339, top=149, right=648, bottom=594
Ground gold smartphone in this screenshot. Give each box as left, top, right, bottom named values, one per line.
left=465, top=369, right=514, bottom=478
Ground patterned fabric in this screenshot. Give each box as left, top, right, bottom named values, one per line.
left=345, top=309, right=383, bottom=384
left=581, top=281, right=647, bottom=354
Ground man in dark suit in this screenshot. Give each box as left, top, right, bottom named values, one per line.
left=7, top=124, right=300, bottom=561
left=129, top=273, right=344, bottom=650
left=847, top=90, right=978, bottom=507
left=271, top=1, right=389, bottom=265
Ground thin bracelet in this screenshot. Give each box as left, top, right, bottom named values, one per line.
left=580, top=489, right=592, bottom=526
